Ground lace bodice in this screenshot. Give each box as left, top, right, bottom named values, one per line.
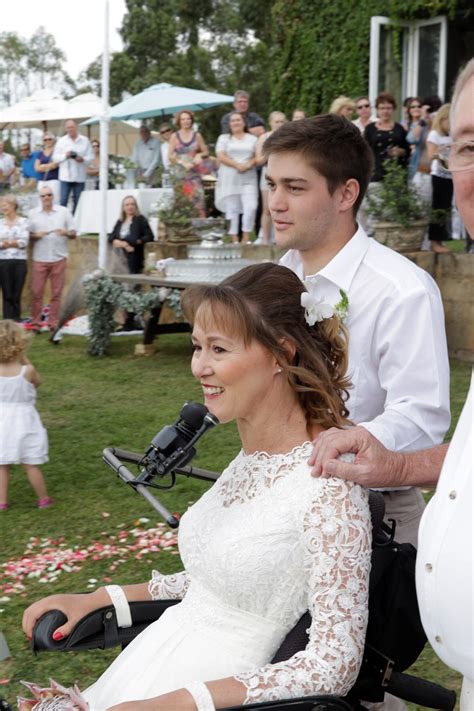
left=149, top=443, right=371, bottom=704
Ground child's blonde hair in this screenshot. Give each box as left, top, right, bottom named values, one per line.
left=0, top=320, right=30, bottom=362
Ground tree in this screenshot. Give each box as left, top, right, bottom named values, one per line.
left=27, top=27, right=75, bottom=94
left=0, top=32, right=29, bottom=105
left=78, top=0, right=273, bottom=140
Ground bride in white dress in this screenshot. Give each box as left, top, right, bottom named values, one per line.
left=22, top=263, right=372, bottom=711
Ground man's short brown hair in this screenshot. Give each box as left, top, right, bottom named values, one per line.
left=263, top=114, right=374, bottom=215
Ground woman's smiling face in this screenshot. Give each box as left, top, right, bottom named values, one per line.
left=191, top=312, right=277, bottom=425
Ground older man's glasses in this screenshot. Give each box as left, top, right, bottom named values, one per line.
left=40, top=193, right=53, bottom=198
left=438, top=141, right=474, bottom=171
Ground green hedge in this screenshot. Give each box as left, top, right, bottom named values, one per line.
left=269, top=0, right=464, bottom=116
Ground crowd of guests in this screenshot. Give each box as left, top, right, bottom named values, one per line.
left=128, top=87, right=462, bottom=253
left=0, top=85, right=468, bottom=327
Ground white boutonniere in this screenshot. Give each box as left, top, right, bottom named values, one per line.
left=301, top=282, right=349, bottom=327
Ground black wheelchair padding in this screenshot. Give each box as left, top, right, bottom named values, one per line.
left=32, top=600, right=179, bottom=653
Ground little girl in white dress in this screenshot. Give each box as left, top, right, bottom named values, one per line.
left=0, top=320, right=52, bottom=511
left=22, top=264, right=371, bottom=711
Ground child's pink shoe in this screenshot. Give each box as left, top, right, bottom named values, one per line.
left=37, top=497, right=54, bottom=509
left=0, top=503, right=8, bottom=511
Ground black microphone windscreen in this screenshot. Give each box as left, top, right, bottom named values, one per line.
left=180, top=402, right=209, bottom=430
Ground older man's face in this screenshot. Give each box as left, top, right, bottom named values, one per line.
left=65, top=121, right=78, bottom=138
left=234, top=95, right=249, bottom=113
left=140, top=128, right=151, bottom=142
left=451, top=76, right=474, bottom=235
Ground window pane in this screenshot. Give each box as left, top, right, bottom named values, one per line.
left=418, top=24, right=441, bottom=98
left=378, top=25, right=407, bottom=109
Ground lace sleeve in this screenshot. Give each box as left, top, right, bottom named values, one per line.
left=148, top=570, right=190, bottom=600
left=235, top=478, right=372, bottom=703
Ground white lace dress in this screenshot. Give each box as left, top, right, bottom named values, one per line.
left=83, top=443, right=372, bottom=709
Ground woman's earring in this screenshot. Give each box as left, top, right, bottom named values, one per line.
left=276, top=367, right=283, bottom=374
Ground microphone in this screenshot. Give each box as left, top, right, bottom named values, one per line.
left=135, top=402, right=219, bottom=485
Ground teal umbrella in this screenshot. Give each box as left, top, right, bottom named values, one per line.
left=97, top=82, right=234, bottom=121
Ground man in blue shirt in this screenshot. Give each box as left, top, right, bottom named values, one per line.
left=20, top=143, right=41, bottom=187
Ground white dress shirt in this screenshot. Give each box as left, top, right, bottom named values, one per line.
left=53, top=134, right=93, bottom=183
left=0, top=217, right=29, bottom=259
left=28, top=205, right=76, bottom=262
left=132, top=137, right=161, bottom=178
left=416, top=378, right=473, bottom=687
left=280, top=225, right=450, bottom=453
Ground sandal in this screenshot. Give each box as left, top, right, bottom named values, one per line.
left=38, top=497, right=54, bottom=509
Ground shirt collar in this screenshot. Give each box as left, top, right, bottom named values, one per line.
left=40, top=204, right=60, bottom=214
left=312, top=224, right=370, bottom=291
left=282, top=224, right=370, bottom=290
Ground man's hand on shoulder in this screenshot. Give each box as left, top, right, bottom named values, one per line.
left=309, top=425, right=406, bottom=488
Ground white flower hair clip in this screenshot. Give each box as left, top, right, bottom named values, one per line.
left=301, top=284, right=349, bottom=327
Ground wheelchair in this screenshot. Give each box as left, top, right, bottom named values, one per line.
left=31, top=407, right=457, bottom=711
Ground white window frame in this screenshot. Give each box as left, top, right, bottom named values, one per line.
left=369, top=15, right=448, bottom=105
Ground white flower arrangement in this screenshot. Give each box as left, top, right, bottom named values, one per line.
left=301, top=282, right=349, bottom=327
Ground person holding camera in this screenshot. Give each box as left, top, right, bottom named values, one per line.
left=53, top=120, right=93, bottom=213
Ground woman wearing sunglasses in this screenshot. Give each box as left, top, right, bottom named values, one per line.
left=34, top=134, right=60, bottom=204
left=352, top=97, right=375, bottom=134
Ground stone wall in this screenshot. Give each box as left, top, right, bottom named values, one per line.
left=10, top=236, right=474, bottom=361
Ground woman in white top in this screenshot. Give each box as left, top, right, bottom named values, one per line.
left=215, top=112, right=258, bottom=243
left=427, top=104, right=453, bottom=254
left=256, top=111, right=287, bottom=244
left=0, top=194, right=29, bottom=320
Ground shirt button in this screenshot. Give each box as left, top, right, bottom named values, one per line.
left=448, top=490, right=457, bottom=499
left=425, top=563, right=433, bottom=572
left=435, top=635, right=442, bottom=644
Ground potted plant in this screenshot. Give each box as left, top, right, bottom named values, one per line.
left=158, top=177, right=200, bottom=242
left=366, top=160, right=427, bottom=252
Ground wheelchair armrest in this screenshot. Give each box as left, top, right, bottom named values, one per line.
left=32, top=599, right=180, bottom=654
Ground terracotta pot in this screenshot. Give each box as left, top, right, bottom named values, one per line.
left=372, top=220, right=428, bottom=253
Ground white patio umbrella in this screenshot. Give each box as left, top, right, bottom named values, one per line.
left=0, top=89, right=71, bottom=129
left=80, top=117, right=140, bottom=157
left=106, top=82, right=234, bottom=120
left=0, top=91, right=109, bottom=131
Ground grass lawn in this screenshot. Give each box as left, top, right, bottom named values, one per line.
left=0, top=333, right=471, bottom=708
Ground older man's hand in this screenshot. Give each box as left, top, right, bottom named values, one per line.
left=309, top=425, right=404, bottom=488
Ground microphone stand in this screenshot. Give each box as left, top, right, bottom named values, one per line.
left=102, top=447, right=219, bottom=528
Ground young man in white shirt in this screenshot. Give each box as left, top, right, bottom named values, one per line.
left=28, top=186, right=76, bottom=334
left=309, top=60, right=474, bottom=711
left=53, top=119, right=93, bottom=213
left=264, top=114, right=450, bottom=546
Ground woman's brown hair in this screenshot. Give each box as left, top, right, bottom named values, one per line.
left=182, top=263, right=351, bottom=429
left=175, top=110, right=195, bottom=129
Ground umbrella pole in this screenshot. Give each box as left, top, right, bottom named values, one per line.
left=98, top=0, right=110, bottom=271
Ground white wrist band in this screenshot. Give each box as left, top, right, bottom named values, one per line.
left=104, top=585, right=132, bottom=628
left=183, top=682, right=215, bottom=711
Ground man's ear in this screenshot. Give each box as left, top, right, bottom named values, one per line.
left=339, top=178, right=360, bottom=213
